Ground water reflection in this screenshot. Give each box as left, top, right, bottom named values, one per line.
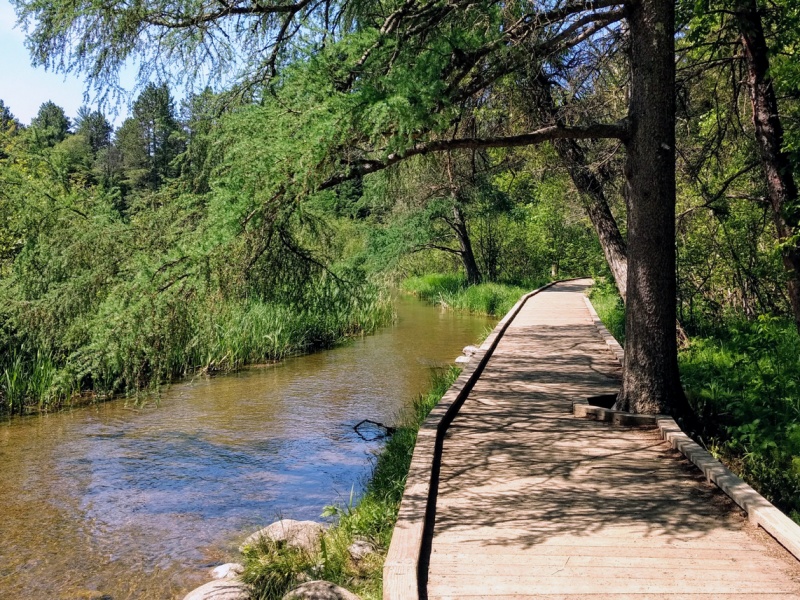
left=0, top=297, right=493, bottom=599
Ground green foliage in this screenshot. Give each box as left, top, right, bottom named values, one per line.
left=242, top=368, right=460, bottom=600
left=587, top=281, right=626, bottom=344
left=680, top=317, right=800, bottom=520
left=0, top=97, right=392, bottom=414
left=30, top=100, right=70, bottom=146
left=402, top=273, right=533, bottom=317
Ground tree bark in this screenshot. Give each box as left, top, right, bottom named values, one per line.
left=451, top=205, right=483, bottom=285
left=556, top=138, right=629, bottom=301
left=617, top=0, right=687, bottom=415
left=734, top=0, right=800, bottom=334
left=529, top=78, right=629, bottom=300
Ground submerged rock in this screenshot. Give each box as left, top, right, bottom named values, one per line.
left=210, top=563, right=244, bottom=580
left=282, top=580, right=361, bottom=600
left=240, top=519, right=324, bottom=554
left=182, top=579, right=249, bottom=600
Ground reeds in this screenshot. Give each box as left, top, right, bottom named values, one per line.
left=401, top=273, right=533, bottom=317
left=0, top=287, right=392, bottom=415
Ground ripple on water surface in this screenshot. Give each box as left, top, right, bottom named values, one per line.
left=0, top=297, right=494, bottom=599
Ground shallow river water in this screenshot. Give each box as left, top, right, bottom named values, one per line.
left=0, top=297, right=492, bottom=600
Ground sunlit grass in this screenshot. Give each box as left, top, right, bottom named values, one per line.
left=401, top=273, right=534, bottom=317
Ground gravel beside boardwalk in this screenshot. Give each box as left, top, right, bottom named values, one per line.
left=426, top=279, right=800, bottom=599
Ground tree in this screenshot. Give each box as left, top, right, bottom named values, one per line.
left=13, top=0, right=685, bottom=414
left=74, top=106, right=112, bottom=154
left=30, top=101, right=70, bottom=146
left=0, top=100, right=20, bottom=131
left=525, top=76, right=629, bottom=301
left=680, top=0, right=800, bottom=333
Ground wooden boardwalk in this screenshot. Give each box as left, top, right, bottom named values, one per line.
left=422, top=279, right=800, bottom=599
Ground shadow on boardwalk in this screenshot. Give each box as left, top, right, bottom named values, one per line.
left=425, top=279, right=800, bottom=599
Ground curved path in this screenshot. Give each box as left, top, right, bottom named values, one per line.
left=424, top=279, right=800, bottom=599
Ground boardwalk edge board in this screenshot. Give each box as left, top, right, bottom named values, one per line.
left=383, top=278, right=588, bottom=600
left=583, top=294, right=800, bottom=563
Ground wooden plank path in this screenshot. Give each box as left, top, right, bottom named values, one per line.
left=420, top=279, right=800, bottom=599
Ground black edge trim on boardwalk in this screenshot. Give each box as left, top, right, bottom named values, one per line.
left=416, top=279, right=578, bottom=599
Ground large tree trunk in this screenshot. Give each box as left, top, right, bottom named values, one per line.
left=617, top=0, right=687, bottom=415
left=451, top=204, right=483, bottom=285
left=735, top=0, right=800, bottom=334
left=531, top=79, right=629, bottom=301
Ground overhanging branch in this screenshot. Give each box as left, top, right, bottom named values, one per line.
left=319, top=120, right=630, bottom=190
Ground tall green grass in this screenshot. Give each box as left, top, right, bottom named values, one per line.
left=401, top=273, right=536, bottom=317
left=588, top=282, right=800, bottom=522
left=587, top=280, right=626, bottom=343
left=0, top=288, right=392, bottom=415
left=241, top=367, right=460, bottom=600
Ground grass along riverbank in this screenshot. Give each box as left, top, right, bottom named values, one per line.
left=588, top=283, right=800, bottom=522
left=401, top=273, right=539, bottom=317
left=1, top=288, right=392, bottom=416
left=240, top=367, right=460, bottom=600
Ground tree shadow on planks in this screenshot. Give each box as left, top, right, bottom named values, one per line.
left=426, top=313, right=745, bottom=554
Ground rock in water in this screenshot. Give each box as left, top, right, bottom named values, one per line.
left=183, top=579, right=249, bottom=600
left=210, top=563, right=244, bottom=579
left=240, top=519, right=324, bottom=553
left=463, top=345, right=480, bottom=356
left=455, top=355, right=471, bottom=364
left=282, top=580, right=361, bottom=600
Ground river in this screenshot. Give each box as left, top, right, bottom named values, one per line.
left=0, top=297, right=493, bottom=600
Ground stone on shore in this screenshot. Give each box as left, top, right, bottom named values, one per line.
left=240, top=519, right=324, bottom=553
left=347, top=539, right=376, bottom=562
left=462, top=345, right=480, bottom=356
left=182, top=579, right=249, bottom=600
left=282, top=580, right=361, bottom=600
left=210, top=563, right=244, bottom=580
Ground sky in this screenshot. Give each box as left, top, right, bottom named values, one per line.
left=0, top=0, right=134, bottom=126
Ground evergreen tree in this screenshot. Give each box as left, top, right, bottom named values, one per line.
left=30, top=101, right=70, bottom=146
left=74, top=106, right=112, bottom=153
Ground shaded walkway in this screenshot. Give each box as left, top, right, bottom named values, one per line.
left=426, top=279, right=800, bottom=599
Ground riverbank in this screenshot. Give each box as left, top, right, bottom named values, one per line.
left=240, top=367, right=459, bottom=600
left=400, top=273, right=538, bottom=317
left=0, top=290, right=393, bottom=416
left=588, top=283, right=800, bottom=523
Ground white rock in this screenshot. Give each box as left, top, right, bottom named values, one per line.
left=462, top=345, right=480, bottom=356
left=183, top=579, right=249, bottom=600
left=210, top=563, right=244, bottom=580
left=347, top=539, right=376, bottom=562
left=282, top=580, right=361, bottom=600
left=455, top=355, right=471, bottom=364
left=240, top=519, right=325, bottom=553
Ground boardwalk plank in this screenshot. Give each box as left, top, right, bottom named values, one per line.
left=425, top=279, right=800, bottom=598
